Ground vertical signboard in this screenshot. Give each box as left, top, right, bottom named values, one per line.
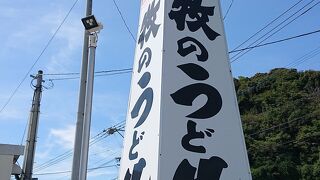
left=120, top=0, right=252, bottom=179
left=119, top=0, right=165, bottom=179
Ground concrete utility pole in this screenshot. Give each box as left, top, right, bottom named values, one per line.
left=21, top=70, right=43, bottom=180
left=71, top=0, right=92, bottom=179
left=79, top=32, right=98, bottom=180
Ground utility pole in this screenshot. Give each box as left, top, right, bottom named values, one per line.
left=79, top=32, right=98, bottom=180
left=71, top=0, right=92, bottom=179
left=21, top=70, right=43, bottom=180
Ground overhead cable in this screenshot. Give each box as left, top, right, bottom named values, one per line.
left=285, top=45, right=320, bottom=68
left=47, top=70, right=132, bottom=81
left=112, top=0, right=137, bottom=42
left=43, top=68, right=133, bottom=76
left=34, top=164, right=117, bottom=176
left=34, top=122, right=125, bottom=172
left=223, top=0, right=235, bottom=20
left=229, top=29, right=320, bottom=54
left=231, top=0, right=320, bottom=63
left=0, top=0, right=80, bottom=114
left=230, top=0, right=304, bottom=52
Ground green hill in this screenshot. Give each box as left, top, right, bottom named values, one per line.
left=236, top=68, right=320, bottom=180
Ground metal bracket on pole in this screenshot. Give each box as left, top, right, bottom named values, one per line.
left=88, top=33, right=98, bottom=48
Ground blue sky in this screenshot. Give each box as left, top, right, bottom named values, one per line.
left=0, top=0, right=319, bottom=179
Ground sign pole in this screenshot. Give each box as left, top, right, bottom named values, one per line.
left=79, top=33, right=98, bottom=180
left=71, top=0, right=92, bottom=179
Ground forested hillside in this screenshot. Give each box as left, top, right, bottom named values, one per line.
left=235, top=68, right=320, bottom=180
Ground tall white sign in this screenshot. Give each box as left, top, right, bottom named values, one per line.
left=119, top=0, right=252, bottom=179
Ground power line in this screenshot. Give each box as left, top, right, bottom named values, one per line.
left=33, top=131, right=108, bottom=172
left=285, top=45, right=320, bottom=68
left=230, top=0, right=304, bottom=52
left=34, top=26, right=320, bottom=82
left=95, top=70, right=132, bottom=77
left=0, top=0, right=80, bottom=114
left=47, top=70, right=132, bottom=81
left=231, top=0, right=320, bottom=63
left=42, top=68, right=133, bottom=76
left=112, top=0, right=137, bottom=42
left=34, top=122, right=125, bottom=172
left=229, top=29, right=320, bottom=54
left=231, top=0, right=319, bottom=61
left=43, top=72, right=80, bottom=76
left=33, top=164, right=117, bottom=176
left=33, top=133, right=112, bottom=172
left=223, top=0, right=234, bottom=20
left=95, top=68, right=133, bottom=74
left=248, top=134, right=319, bottom=152
left=20, top=119, right=29, bottom=145
left=55, top=155, right=120, bottom=179
left=304, top=57, right=320, bottom=68
left=247, top=117, right=311, bottom=137
left=40, top=28, right=320, bottom=79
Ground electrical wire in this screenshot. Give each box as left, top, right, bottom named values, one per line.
left=34, top=122, right=125, bottom=172
left=112, top=0, right=137, bottom=42
left=33, top=133, right=110, bottom=172
left=33, top=132, right=107, bottom=172
left=303, top=57, right=320, bottom=69
left=43, top=68, right=133, bottom=76
left=95, top=68, right=133, bottom=74
left=34, top=134, right=105, bottom=171
left=40, top=26, right=320, bottom=81
left=43, top=72, right=80, bottom=76
left=230, top=0, right=320, bottom=63
left=33, top=164, right=117, bottom=176
left=223, top=0, right=234, bottom=20
left=248, top=134, right=319, bottom=152
left=0, top=0, right=80, bottom=114
left=285, top=45, right=320, bottom=68
left=230, top=0, right=304, bottom=52
left=47, top=70, right=132, bottom=81
left=247, top=117, right=311, bottom=137
left=20, top=122, right=28, bottom=145
left=229, top=29, right=320, bottom=54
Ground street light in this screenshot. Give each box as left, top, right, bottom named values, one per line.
left=81, top=15, right=103, bottom=33
left=78, top=14, right=103, bottom=180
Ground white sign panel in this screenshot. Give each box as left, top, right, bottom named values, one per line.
left=119, top=0, right=165, bottom=179
left=120, top=0, right=251, bottom=179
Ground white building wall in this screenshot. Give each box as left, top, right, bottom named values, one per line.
left=0, top=154, right=14, bottom=180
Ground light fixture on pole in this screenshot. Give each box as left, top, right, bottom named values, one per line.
left=81, top=15, right=103, bottom=33
left=78, top=14, right=103, bottom=180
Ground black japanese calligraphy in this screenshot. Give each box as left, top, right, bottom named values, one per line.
left=138, top=0, right=161, bottom=49
left=129, top=131, right=139, bottom=160
left=177, top=37, right=208, bottom=61
left=124, top=158, right=147, bottom=180
left=138, top=72, right=151, bottom=89
left=170, top=83, right=222, bottom=119
left=138, top=47, right=152, bottom=73
left=167, top=0, right=229, bottom=178
left=173, top=157, right=228, bottom=180
left=182, top=120, right=215, bottom=153
left=129, top=131, right=145, bottom=160
left=168, top=0, right=220, bottom=40
left=177, top=63, right=209, bottom=81
left=131, top=87, right=153, bottom=128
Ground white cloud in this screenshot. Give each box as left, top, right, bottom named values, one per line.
left=50, top=125, right=76, bottom=149
left=0, top=92, right=33, bottom=122
left=38, top=8, right=83, bottom=73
